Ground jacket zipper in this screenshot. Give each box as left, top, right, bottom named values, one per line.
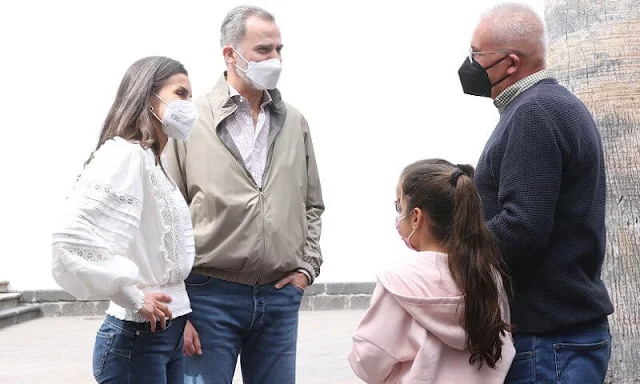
left=255, top=188, right=267, bottom=285
left=253, top=138, right=280, bottom=284
left=214, top=107, right=276, bottom=285
left=216, top=141, right=265, bottom=284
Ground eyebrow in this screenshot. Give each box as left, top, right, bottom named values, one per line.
left=254, top=43, right=284, bottom=51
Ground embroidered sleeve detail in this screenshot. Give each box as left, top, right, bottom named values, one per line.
left=149, top=169, right=186, bottom=285
left=72, top=180, right=142, bottom=218
left=54, top=244, right=110, bottom=262
left=52, top=180, right=144, bottom=310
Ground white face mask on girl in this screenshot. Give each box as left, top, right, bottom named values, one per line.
left=233, top=48, right=282, bottom=90
left=151, top=95, right=198, bottom=141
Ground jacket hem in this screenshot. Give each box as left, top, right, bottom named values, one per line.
left=192, top=267, right=288, bottom=286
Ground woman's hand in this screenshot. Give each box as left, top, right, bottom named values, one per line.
left=138, top=293, right=173, bottom=332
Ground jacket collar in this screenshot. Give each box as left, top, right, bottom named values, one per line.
left=209, top=72, right=286, bottom=116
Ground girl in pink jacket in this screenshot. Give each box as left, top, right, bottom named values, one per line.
left=349, top=159, right=515, bottom=383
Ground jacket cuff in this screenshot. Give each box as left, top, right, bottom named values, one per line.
left=296, top=268, right=312, bottom=284
left=298, top=262, right=318, bottom=285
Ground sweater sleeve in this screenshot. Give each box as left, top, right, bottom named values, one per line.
left=51, top=141, right=146, bottom=311
left=348, top=283, right=413, bottom=383
left=487, top=101, right=562, bottom=265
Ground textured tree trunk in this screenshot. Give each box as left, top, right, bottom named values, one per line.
left=545, top=1, right=640, bottom=382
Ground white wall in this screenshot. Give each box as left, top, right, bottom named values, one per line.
left=0, top=0, right=544, bottom=290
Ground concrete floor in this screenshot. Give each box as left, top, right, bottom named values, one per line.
left=0, top=310, right=367, bottom=383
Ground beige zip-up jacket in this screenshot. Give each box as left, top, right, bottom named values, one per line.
left=164, top=74, right=323, bottom=285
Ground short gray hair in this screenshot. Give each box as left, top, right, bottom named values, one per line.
left=220, top=6, right=276, bottom=48
left=481, top=3, right=547, bottom=61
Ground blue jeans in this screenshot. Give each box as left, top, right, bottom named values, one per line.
left=505, top=318, right=611, bottom=383
left=183, top=274, right=303, bottom=384
left=93, top=314, right=188, bottom=384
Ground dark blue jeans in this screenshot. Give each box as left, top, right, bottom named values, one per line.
left=92, top=314, right=188, bottom=384
left=182, top=275, right=303, bottom=384
left=505, top=318, right=611, bottom=383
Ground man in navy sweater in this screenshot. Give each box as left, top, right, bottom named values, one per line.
left=459, top=3, right=614, bottom=383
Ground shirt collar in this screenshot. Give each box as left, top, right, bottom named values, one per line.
left=494, top=69, right=555, bottom=114
left=227, top=82, right=273, bottom=107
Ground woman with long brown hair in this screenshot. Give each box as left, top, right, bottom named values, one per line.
left=52, top=56, right=197, bottom=383
left=349, top=159, right=515, bottom=383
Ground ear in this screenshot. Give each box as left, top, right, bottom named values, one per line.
left=412, top=208, right=424, bottom=230
left=222, top=45, right=236, bottom=65
left=506, top=53, right=520, bottom=75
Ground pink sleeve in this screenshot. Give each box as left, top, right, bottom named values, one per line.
left=348, top=282, right=412, bottom=383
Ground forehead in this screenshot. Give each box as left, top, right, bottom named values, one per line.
left=470, top=19, right=496, bottom=50
left=396, top=180, right=403, bottom=198
left=242, top=16, right=281, bottom=44
left=163, top=73, right=191, bottom=89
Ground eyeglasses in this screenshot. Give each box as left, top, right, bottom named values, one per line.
left=468, top=47, right=527, bottom=63
left=394, top=200, right=402, bottom=214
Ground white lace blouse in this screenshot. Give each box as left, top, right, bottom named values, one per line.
left=52, top=137, right=195, bottom=322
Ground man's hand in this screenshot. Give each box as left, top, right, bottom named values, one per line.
left=275, top=271, right=309, bottom=290
left=183, top=320, right=202, bottom=356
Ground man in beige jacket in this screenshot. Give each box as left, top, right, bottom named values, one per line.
left=165, top=6, right=324, bottom=384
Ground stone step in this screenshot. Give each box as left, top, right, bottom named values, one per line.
left=0, top=304, right=42, bottom=329
left=0, top=292, right=22, bottom=311
left=0, top=281, right=9, bottom=293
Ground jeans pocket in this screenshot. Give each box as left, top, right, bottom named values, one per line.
left=554, top=339, right=610, bottom=384
left=184, top=273, right=214, bottom=287
left=92, top=331, right=114, bottom=379
left=505, top=351, right=535, bottom=384
left=290, top=283, right=305, bottom=295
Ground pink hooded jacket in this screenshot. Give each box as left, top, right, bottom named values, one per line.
left=348, top=252, right=515, bottom=383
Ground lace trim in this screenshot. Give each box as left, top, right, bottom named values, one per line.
left=71, top=181, right=142, bottom=226
left=58, top=180, right=142, bottom=254
left=72, top=180, right=142, bottom=208
left=149, top=168, right=184, bottom=284
left=53, top=244, right=111, bottom=262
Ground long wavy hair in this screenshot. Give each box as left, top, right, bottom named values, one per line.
left=87, top=56, right=187, bottom=164
left=400, top=159, right=512, bottom=369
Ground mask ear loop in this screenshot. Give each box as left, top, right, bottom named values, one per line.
left=154, top=94, right=169, bottom=106
left=231, top=47, right=251, bottom=72
left=149, top=105, right=162, bottom=124
left=483, top=55, right=512, bottom=87
left=150, top=94, right=167, bottom=123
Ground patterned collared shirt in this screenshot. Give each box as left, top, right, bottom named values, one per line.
left=224, top=83, right=273, bottom=188
left=494, top=69, right=555, bottom=114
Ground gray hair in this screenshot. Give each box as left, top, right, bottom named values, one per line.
left=481, top=3, right=547, bottom=63
left=220, top=6, right=276, bottom=48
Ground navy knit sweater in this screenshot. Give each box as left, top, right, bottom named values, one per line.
left=475, top=78, right=614, bottom=334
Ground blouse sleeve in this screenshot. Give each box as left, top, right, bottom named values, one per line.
left=52, top=141, right=147, bottom=311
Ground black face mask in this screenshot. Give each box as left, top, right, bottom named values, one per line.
left=458, top=56, right=510, bottom=98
